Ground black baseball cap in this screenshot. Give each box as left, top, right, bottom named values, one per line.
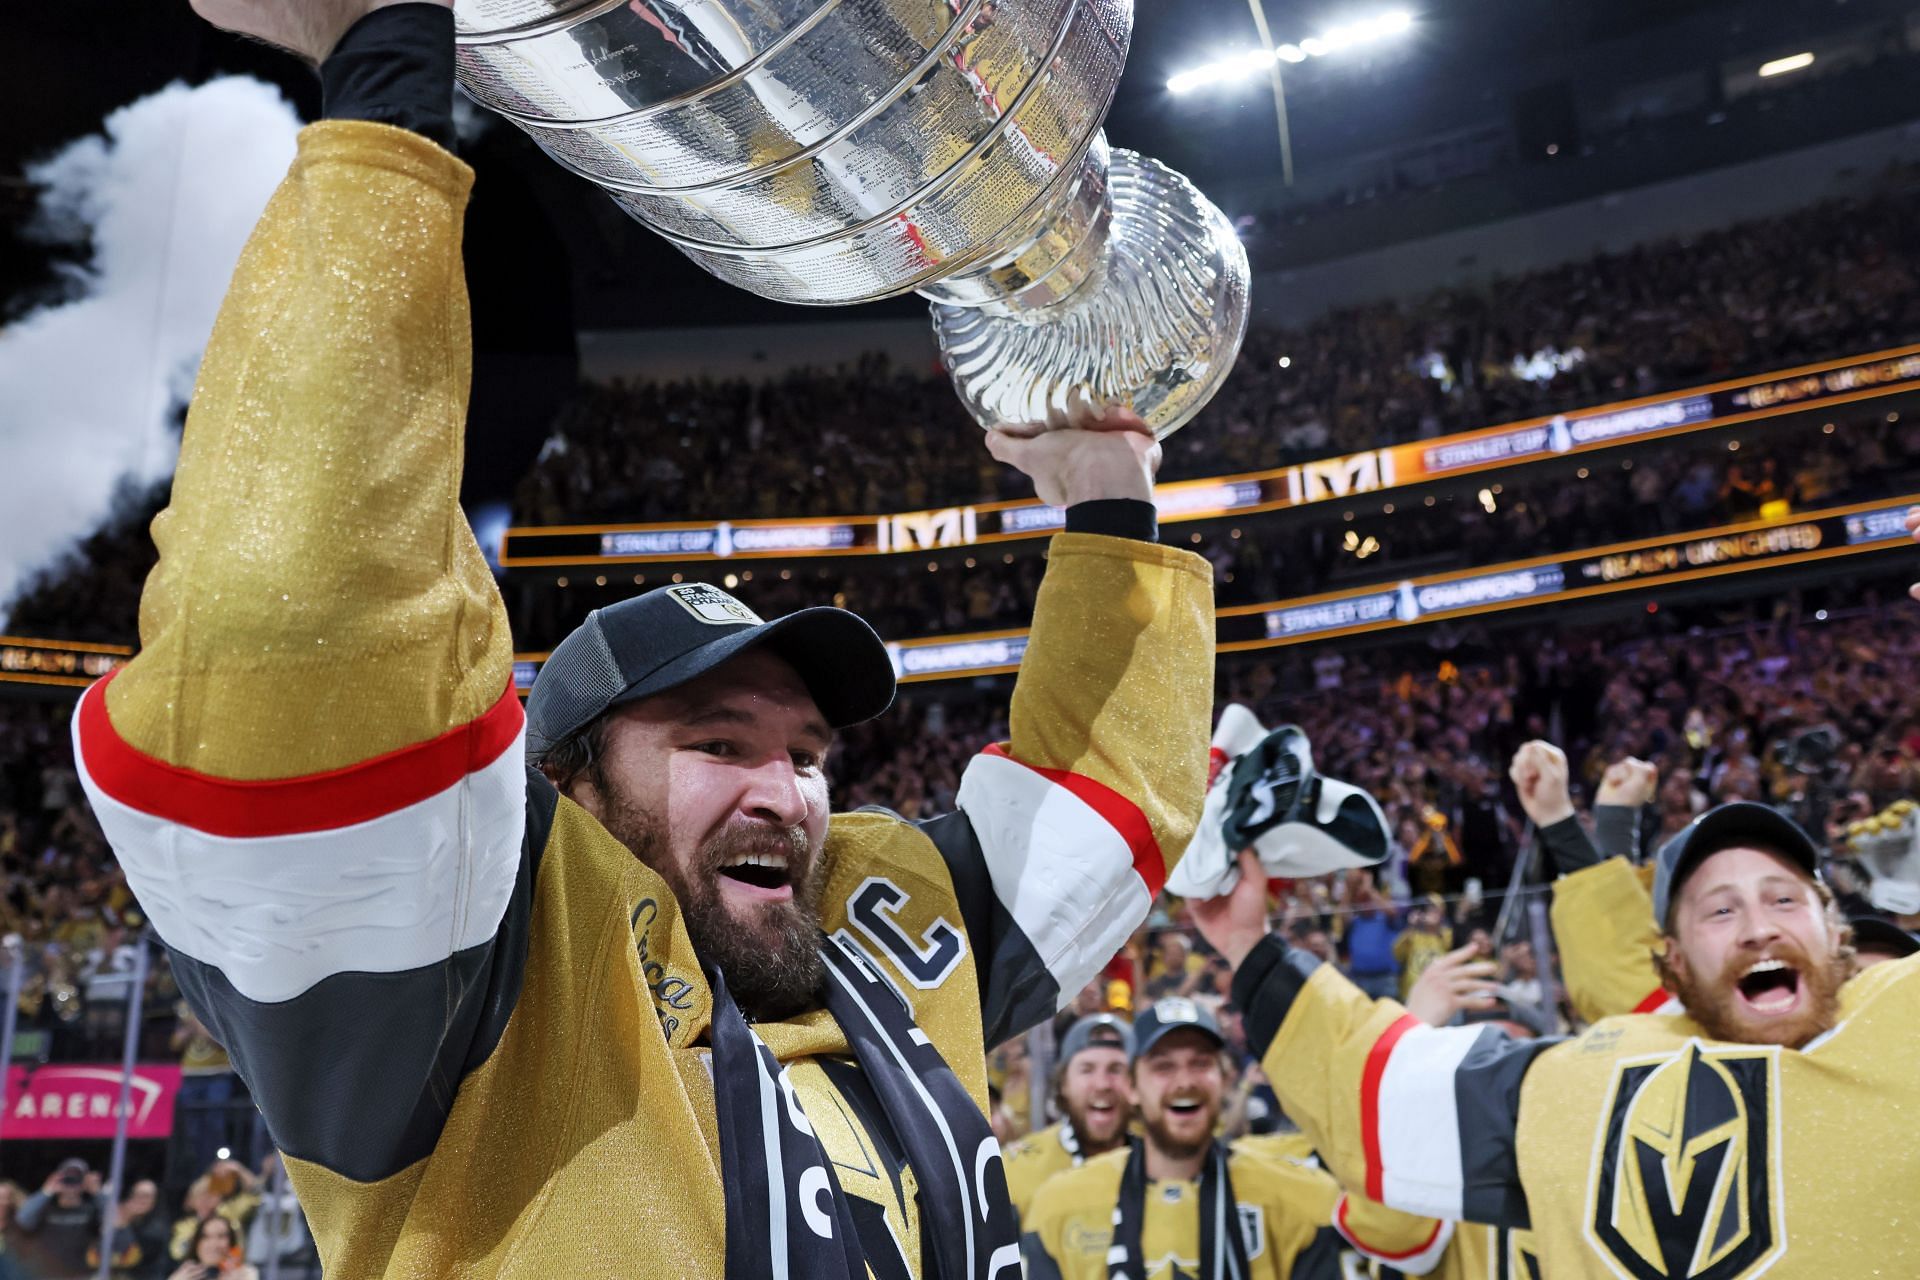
left=526, top=582, right=896, bottom=760
left=1848, top=914, right=1920, bottom=960
left=1130, top=998, right=1225, bottom=1062
left=1651, top=802, right=1823, bottom=929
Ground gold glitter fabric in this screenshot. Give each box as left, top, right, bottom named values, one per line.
left=1010, top=533, right=1215, bottom=871
left=85, top=119, right=1219, bottom=1278
left=1550, top=856, right=1665, bottom=1022
left=105, top=121, right=509, bottom=778
left=1263, top=950, right=1920, bottom=1276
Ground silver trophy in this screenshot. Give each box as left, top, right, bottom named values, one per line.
left=452, top=0, right=1250, bottom=436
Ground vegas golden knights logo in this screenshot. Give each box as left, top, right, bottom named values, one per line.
left=1587, top=1042, right=1785, bottom=1280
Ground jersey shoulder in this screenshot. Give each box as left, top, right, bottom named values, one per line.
left=1006, top=1123, right=1066, bottom=1166
left=1838, top=949, right=1920, bottom=1016
left=1227, top=1144, right=1339, bottom=1213
left=1230, top=1130, right=1319, bottom=1169
left=1027, top=1145, right=1129, bottom=1224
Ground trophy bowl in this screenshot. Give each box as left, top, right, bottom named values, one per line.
left=453, top=0, right=1250, bottom=436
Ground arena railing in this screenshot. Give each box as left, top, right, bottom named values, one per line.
left=8, top=493, right=1913, bottom=697
left=503, top=490, right=1920, bottom=689
left=498, top=343, right=1920, bottom=568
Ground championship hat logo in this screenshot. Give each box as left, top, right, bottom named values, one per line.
left=1585, top=1041, right=1784, bottom=1280
left=664, top=583, right=763, bottom=626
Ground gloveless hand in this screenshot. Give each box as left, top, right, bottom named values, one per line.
left=1189, top=849, right=1274, bottom=970
left=1403, top=941, right=1500, bottom=1027
left=1595, top=757, right=1658, bottom=808
left=1507, top=740, right=1575, bottom=828
left=983, top=392, right=1161, bottom=508
left=189, top=0, right=451, bottom=65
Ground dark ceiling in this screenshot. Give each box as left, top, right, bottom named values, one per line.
left=2, top=0, right=1906, bottom=331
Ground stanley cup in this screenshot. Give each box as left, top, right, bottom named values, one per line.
left=452, top=0, right=1251, bottom=436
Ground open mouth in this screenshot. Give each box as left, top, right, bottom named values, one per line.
left=1166, top=1098, right=1207, bottom=1120
left=1734, top=957, right=1802, bottom=1017
left=717, top=851, right=794, bottom=903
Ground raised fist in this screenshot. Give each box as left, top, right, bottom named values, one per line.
left=1908, top=506, right=1920, bottom=602
left=1508, top=740, right=1574, bottom=828
left=1596, top=757, right=1658, bottom=808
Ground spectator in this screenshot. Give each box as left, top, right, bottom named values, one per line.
left=1342, top=875, right=1402, bottom=999
left=1392, top=893, right=1454, bottom=1001
left=14, top=1160, right=109, bottom=1280
left=168, top=1216, right=255, bottom=1280
left=115, top=1179, right=172, bottom=1280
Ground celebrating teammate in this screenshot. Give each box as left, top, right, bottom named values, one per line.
left=69, top=2, right=1215, bottom=1276
left=1022, top=999, right=1450, bottom=1279
left=1196, top=793, right=1920, bottom=1276
left=1003, top=1014, right=1136, bottom=1225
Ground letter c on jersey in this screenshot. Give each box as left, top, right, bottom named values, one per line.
left=848, top=877, right=966, bottom=989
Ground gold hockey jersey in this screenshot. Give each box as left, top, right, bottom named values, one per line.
left=72, top=121, right=1215, bottom=1279
left=1550, top=856, right=1669, bottom=1023
left=1023, top=1144, right=1452, bottom=1280
left=1236, top=933, right=1920, bottom=1279
left=1006, top=1122, right=1082, bottom=1226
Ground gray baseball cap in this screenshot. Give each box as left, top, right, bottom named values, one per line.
left=1130, top=997, right=1225, bottom=1061
left=525, top=582, right=895, bottom=761
left=1651, top=802, right=1822, bottom=929
left=1058, top=1014, right=1134, bottom=1066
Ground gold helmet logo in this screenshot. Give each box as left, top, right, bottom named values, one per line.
left=1587, top=1042, right=1784, bottom=1279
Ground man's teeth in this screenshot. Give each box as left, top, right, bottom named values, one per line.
left=1744, top=958, right=1788, bottom=977
left=727, top=852, right=788, bottom=870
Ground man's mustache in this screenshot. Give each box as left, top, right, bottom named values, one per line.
left=694, top=821, right=812, bottom=874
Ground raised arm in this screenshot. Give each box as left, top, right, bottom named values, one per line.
left=1511, top=744, right=1667, bottom=1021
left=1197, top=852, right=1554, bottom=1230
left=75, top=0, right=531, bottom=1195
left=915, top=413, right=1215, bottom=1044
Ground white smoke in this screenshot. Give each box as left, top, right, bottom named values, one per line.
left=0, top=77, right=301, bottom=625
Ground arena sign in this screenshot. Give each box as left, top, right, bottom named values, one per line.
left=1, top=1064, right=182, bottom=1140
left=15, top=501, right=1910, bottom=697
left=497, top=498, right=1919, bottom=686
left=0, top=637, right=130, bottom=690
left=501, top=343, right=1920, bottom=568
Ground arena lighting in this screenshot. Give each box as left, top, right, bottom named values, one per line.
left=1166, top=9, right=1413, bottom=94
left=1759, top=51, right=1815, bottom=78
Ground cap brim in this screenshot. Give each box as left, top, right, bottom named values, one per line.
left=1849, top=915, right=1920, bottom=959
left=1134, top=1021, right=1226, bottom=1061
left=1660, top=802, right=1822, bottom=925
left=608, top=606, right=895, bottom=729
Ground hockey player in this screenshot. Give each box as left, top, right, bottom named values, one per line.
left=1022, top=999, right=1451, bottom=1279
left=1197, top=796, right=1920, bottom=1278
left=70, top=3, right=1215, bottom=1277
left=1004, top=1015, right=1136, bottom=1225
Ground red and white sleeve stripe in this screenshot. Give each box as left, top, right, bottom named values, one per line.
left=1333, top=1195, right=1454, bottom=1276
left=954, top=744, right=1164, bottom=1007
left=1357, top=1015, right=1486, bottom=1222
left=73, top=673, right=526, bottom=1004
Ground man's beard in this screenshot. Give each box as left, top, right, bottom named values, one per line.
left=1063, top=1093, right=1129, bottom=1155
left=1669, top=935, right=1848, bottom=1049
left=599, top=786, right=827, bottom=1022
left=1141, top=1098, right=1219, bottom=1164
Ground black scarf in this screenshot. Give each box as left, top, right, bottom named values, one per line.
left=711, top=935, right=1020, bottom=1280
left=1109, top=1139, right=1250, bottom=1280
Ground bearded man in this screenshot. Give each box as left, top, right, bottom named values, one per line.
left=70, top=2, right=1215, bottom=1276
left=1197, top=802, right=1920, bottom=1278
left=1003, top=1015, right=1135, bottom=1225
left=1021, top=1000, right=1450, bottom=1279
